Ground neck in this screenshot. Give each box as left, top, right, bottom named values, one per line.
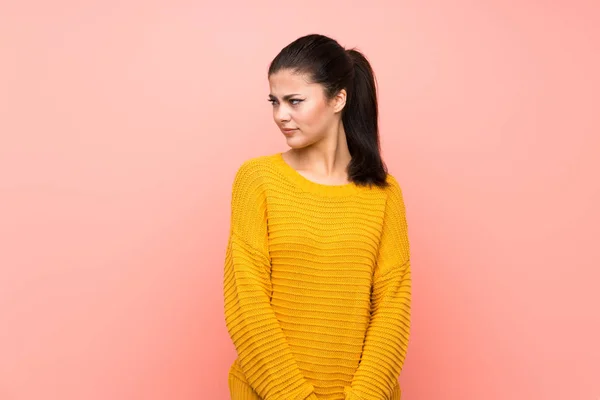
left=287, top=123, right=351, bottom=179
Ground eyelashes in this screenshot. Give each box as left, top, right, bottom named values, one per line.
left=268, top=99, right=304, bottom=106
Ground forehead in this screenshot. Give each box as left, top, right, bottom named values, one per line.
left=268, top=69, right=318, bottom=95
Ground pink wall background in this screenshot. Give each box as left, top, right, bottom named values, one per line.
left=1, top=1, right=598, bottom=399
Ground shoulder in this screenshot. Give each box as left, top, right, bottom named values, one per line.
left=382, top=172, right=407, bottom=211
left=232, top=154, right=272, bottom=184
left=230, top=154, right=277, bottom=201
left=384, top=173, right=403, bottom=196
left=233, top=153, right=276, bottom=178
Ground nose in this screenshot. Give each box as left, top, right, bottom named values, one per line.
left=274, top=104, right=291, bottom=123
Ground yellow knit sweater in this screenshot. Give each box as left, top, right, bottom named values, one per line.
left=224, top=153, right=411, bottom=400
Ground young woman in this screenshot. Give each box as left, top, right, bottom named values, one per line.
left=224, top=33, right=411, bottom=400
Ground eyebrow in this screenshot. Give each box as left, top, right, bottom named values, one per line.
left=268, top=93, right=302, bottom=101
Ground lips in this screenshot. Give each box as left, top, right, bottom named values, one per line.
left=281, top=128, right=297, bottom=135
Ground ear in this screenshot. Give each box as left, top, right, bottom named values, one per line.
left=331, top=89, right=347, bottom=113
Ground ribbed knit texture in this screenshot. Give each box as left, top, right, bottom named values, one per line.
left=224, top=153, right=411, bottom=400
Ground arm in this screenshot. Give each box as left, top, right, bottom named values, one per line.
left=223, top=160, right=319, bottom=400
left=344, top=176, right=412, bottom=400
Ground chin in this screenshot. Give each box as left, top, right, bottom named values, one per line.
left=285, top=135, right=320, bottom=150
left=284, top=138, right=309, bottom=149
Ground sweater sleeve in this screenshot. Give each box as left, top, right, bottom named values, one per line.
left=344, top=176, right=412, bottom=400
left=223, top=160, right=319, bottom=400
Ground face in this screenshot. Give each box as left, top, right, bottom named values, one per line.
left=268, top=69, right=346, bottom=149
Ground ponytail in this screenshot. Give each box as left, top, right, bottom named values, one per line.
left=344, top=49, right=388, bottom=188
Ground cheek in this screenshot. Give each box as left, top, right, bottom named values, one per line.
left=296, top=103, right=328, bottom=129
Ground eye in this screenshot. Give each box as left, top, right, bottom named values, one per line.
left=290, top=99, right=303, bottom=105
left=267, top=98, right=278, bottom=105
